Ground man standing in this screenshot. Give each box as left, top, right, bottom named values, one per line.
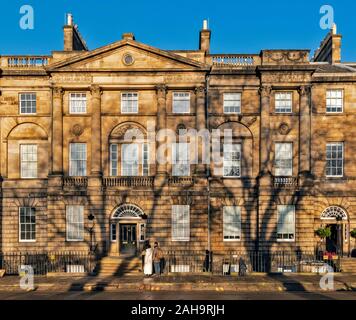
left=153, top=242, right=163, bottom=276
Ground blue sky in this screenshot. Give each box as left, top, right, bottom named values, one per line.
left=0, top=0, right=355, bottom=61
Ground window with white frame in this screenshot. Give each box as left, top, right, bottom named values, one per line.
left=172, top=205, right=190, bottom=241
left=110, top=223, right=117, bottom=242
left=139, top=223, right=146, bottom=242
left=172, top=142, right=190, bottom=176
left=66, top=205, right=84, bottom=241
left=19, top=93, right=36, bottom=114
left=326, top=143, right=344, bottom=177
left=19, top=207, right=36, bottom=242
left=121, top=92, right=138, bottom=113
left=326, top=90, right=343, bottom=113
left=223, top=93, right=241, bottom=114
left=69, top=93, right=87, bottom=113
left=223, top=144, right=241, bottom=177
left=277, top=205, right=295, bottom=241
left=172, top=92, right=190, bottom=113
left=121, top=144, right=139, bottom=176
left=20, top=144, right=37, bottom=178
left=275, top=142, right=293, bottom=176
left=69, top=143, right=87, bottom=176
left=275, top=92, right=292, bottom=113
left=223, top=206, right=241, bottom=241
left=142, top=144, right=149, bottom=176
left=110, top=144, right=118, bottom=176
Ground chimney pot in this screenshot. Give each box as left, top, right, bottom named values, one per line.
left=332, top=23, right=337, bottom=35
left=203, top=19, right=208, bottom=30
left=66, top=13, right=73, bottom=26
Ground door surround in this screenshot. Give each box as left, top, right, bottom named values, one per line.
left=320, top=206, right=350, bottom=256
left=109, top=204, right=146, bottom=256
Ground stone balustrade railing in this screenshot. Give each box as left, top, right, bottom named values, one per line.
left=168, top=177, right=194, bottom=186
left=1, top=56, right=49, bottom=68
left=63, top=177, right=88, bottom=188
left=102, top=177, right=154, bottom=187
left=211, top=54, right=260, bottom=67
left=273, top=177, right=299, bottom=189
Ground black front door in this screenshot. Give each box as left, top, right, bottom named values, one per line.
left=326, top=224, right=343, bottom=254
left=120, top=224, right=137, bottom=255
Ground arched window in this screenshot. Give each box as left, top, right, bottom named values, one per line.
left=321, top=206, right=348, bottom=221
left=109, top=123, right=149, bottom=177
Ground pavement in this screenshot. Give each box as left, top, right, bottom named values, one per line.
left=0, top=290, right=355, bottom=300
left=0, top=273, right=355, bottom=293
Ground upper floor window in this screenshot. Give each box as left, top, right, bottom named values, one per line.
left=275, top=92, right=292, bottom=113
left=275, top=142, right=293, bottom=176
left=69, top=93, right=87, bottom=114
left=69, top=143, right=87, bottom=176
left=223, top=93, right=241, bottom=114
left=172, top=205, right=190, bottom=242
left=277, top=205, right=295, bottom=242
left=121, top=144, right=139, bottom=176
left=173, top=92, right=190, bottom=113
left=19, top=93, right=36, bottom=114
left=19, top=207, right=36, bottom=242
left=66, top=205, right=84, bottom=241
left=326, top=89, right=343, bottom=113
left=110, top=144, right=118, bottom=176
left=143, top=143, right=149, bottom=176
left=121, top=92, right=138, bottom=113
left=326, top=142, right=344, bottom=177
left=20, top=144, right=37, bottom=178
left=110, top=143, right=149, bottom=177
left=223, top=206, right=241, bottom=241
left=172, top=142, right=190, bottom=176
left=223, top=144, right=241, bottom=177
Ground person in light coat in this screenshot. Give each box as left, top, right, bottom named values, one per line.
left=144, top=244, right=153, bottom=276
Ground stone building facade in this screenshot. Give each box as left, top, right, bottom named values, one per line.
left=0, top=17, right=355, bottom=258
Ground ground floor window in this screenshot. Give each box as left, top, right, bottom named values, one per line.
left=277, top=205, right=295, bottom=241
left=66, top=205, right=84, bottom=241
left=223, top=206, right=241, bottom=241
left=19, top=207, right=36, bottom=242
left=139, top=223, right=146, bottom=242
left=172, top=205, right=190, bottom=241
left=110, top=223, right=117, bottom=242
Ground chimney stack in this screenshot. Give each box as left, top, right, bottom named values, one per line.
left=199, top=19, right=211, bottom=54
left=122, top=33, right=135, bottom=41
left=313, top=23, right=342, bottom=64
left=63, top=13, right=88, bottom=52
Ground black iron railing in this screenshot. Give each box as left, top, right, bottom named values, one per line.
left=0, top=250, right=340, bottom=276
left=0, top=252, right=97, bottom=275
left=161, top=250, right=339, bottom=275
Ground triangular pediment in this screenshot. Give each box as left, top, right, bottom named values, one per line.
left=47, top=39, right=209, bottom=71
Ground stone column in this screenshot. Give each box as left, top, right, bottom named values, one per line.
left=155, top=84, right=167, bottom=187
left=90, top=85, right=102, bottom=176
left=299, top=85, right=311, bottom=174
left=259, top=86, right=272, bottom=185
left=195, top=86, right=207, bottom=176
left=52, top=87, right=64, bottom=175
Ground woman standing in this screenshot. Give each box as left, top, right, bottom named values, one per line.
left=143, top=244, right=153, bottom=276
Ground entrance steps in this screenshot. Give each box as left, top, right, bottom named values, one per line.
left=340, top=258, right=356, bottom=273
left=95, top=255, right=142, bottom=276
